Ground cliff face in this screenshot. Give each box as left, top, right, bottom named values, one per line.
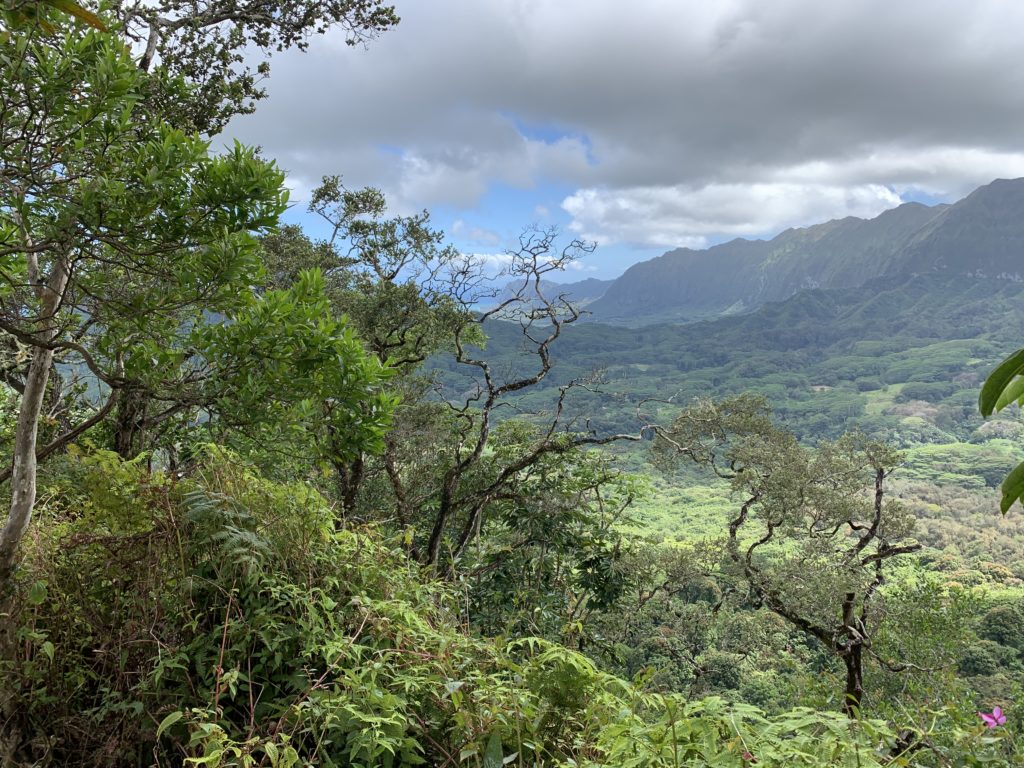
left=587, top=178, right=1024, bottom=325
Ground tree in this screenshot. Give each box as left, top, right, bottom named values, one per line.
left=655, top=395, right=920, bottom=714
left=460, top=421, right=640, bottom=644
left=252, top=179, right=479, bottom=511
left=111, top=0, right=399, bottom=132
left=6, top=0, right=400, bottom=130
left=197, top=268, right=395, bottom=474
left=263, top=182, right=649, bottom=567
left=391, top=227, right=646, bottom=570
left=0, top=18, right=391, bottom=580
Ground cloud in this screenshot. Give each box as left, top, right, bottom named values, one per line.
left=563, top=260, right=599, bottom=273
left=226, top=0, right=1024, bottom=250
left=562, top=183, right=901, bottom=247
left=465, top=251, right=515, bottom=276
left=451, top=219, right=502, bottom=246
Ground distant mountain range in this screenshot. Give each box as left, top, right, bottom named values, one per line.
left=577, top=178, right=1024, bottom=325
left=491, top=277, right=614, bottom=307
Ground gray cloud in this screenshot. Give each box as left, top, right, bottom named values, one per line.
left=227, top=0, right=1024, bottom=247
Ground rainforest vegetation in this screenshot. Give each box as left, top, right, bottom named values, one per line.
left=2, top=3, right=1024, bottom=767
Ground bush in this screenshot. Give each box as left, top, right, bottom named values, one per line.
left=978, top=602, right=1024, bottom=653
left=856, top=377, right=883, bottom=392
left=895, top=381, right=957, bottom=403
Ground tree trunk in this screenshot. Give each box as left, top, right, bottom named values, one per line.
left=842, top=644, right=864, bottom=716
left=113, top=385, right=148, bottom=459
left=840, top=590, right=865, bottom=716
left=0, top=345, right=56, bottom=582
left=425, top=476, right=459, bottom=567
left=333, top=453, right=364, bottom=518
left=0, top=255, right=69, bottom=584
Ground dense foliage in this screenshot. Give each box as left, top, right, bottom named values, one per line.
left=2, top=4, right=1024, bottom=767
left=1, top=449, right=1016, bottom=766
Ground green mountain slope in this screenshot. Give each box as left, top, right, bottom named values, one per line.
left=589, top=178, right=1024, bottom=325
left=897, top=177, right=1024, bottom=277
left=435, top=273, right=1024, bottom=439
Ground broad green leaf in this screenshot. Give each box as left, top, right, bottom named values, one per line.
left=156, top=711, right=184, bottom=739
left=999, top=460, right=1024, bottom=514
left=979, top=348, right=1024, bottom=416
left=483, top=732, right=504, bottom=768
left=185, top=751, right=224, bottom=766
left=994, top=374, right=1024, bottom=412
left=46, top=0, right=108, bottom=30
left=263, top=741, right=278, bottom=765
left=27, top=581, right=47, bottom=605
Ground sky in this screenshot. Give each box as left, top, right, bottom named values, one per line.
left=226, top=0, right=1024, bottom=281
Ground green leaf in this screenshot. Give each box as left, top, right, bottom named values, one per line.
left=263, top=742, right=278, bottom=766
left=483, top=732, right=504, bottom=768
left=27, top=581, right=47, bottom=605
left=999, top=460, right=1024, bottom=514
left=994, top=374, right=1024, bottom=411
left=979, top=348, right=1024, bottom=416
left=41, top=641, right=55, bottom=662
left=46, top=0, right=108, bottom=30
left=185, top=751, right=224, bottom=766
left=156, top=711, right=184, bottom=739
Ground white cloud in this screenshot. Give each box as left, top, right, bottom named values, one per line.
left=563, top=260, right=599, bottom=273
left=451, top=219, right=502, bottom=246
left=466, top=251, right=516, bottom=275
left=563, top=183, right=901, bottom=247
left=226, top=0, right=1024, bottom=253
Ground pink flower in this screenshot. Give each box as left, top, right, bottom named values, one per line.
left=979, top=706, right=1006, bottom=728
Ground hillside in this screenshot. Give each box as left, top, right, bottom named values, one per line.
left=489, top=276, right=614, bottom=307
left=437, top=272, right=1024, bottom=437
left=588, top=178, right=1024, bottom=325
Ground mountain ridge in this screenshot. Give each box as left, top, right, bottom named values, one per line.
left=585, top=178, right=1024, bottom=325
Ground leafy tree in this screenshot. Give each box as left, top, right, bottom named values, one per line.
left=260, top=196, right=645, bottom=578
left=102, top=0, right=399, bottom=132
left=197, top=269, right=395, bottom=470
left=7, top=0, right=400, bottom=134
left=0, top=17, right=391, bottom=580
left=461, top=422, right=640, bottom=644
left=977, top=601, right=1024, bottom=653
left=655, top=395, right=921, bottom=714
left=408, top=228, right=647, bottom=570
left=250, top=180, right=480, bottom=510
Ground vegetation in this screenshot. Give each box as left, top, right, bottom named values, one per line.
left=1, top=448, right=1016, bottom=766
left=1, top=4, right=1023, bottom=767
left=654, top=396, right=920, bottom=714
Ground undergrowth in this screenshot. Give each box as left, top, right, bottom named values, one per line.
left=0, top=447, right=1015, bottom=766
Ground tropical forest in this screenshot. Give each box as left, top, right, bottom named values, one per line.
left=4, top=1, right=1024, bottom=766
